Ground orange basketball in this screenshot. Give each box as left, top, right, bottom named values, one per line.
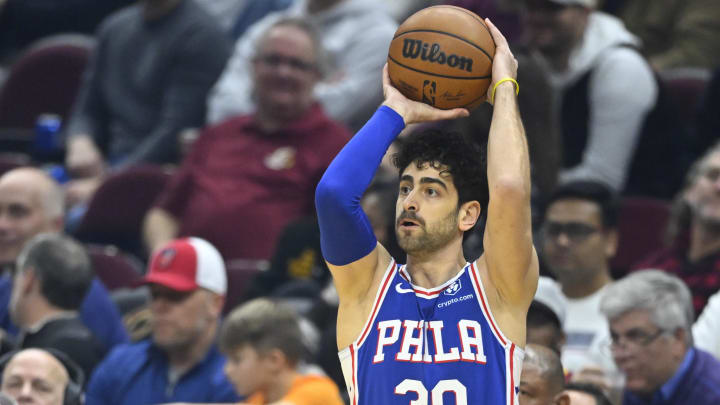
left=387, top=5, right=495, bottom=110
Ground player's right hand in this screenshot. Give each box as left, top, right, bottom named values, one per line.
left=381, top=64, right=469, bottom=125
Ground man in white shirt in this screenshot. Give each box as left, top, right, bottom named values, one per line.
left=539, top=180, right=618, bottom=373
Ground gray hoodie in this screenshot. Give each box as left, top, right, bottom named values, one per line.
left=548, top=12, right=657, bottom=191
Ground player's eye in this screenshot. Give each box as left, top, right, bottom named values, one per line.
left=426, top=188, right=438, bottom=196
left=399, top=185, right=411, bottom=195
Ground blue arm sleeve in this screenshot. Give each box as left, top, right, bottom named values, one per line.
left=315, top=106, right=405, bottom=265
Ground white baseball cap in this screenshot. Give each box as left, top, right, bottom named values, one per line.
left=141, top=237, right=227, bottom=295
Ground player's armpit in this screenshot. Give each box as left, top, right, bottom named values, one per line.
left=327, top=242, right=392, bottom=302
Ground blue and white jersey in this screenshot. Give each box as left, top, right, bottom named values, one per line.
left=339, top=260, right=523, bottom=405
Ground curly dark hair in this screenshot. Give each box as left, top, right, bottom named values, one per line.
left=393, top=129, right=489, bottom=214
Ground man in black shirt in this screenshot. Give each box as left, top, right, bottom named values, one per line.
left=9, top=233, right=104, bottom=379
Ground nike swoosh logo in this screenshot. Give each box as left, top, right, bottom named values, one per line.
left=395, top=283, right=414, bottom=294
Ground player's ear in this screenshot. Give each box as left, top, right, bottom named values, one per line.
left=458, top=200, right=481, bottom=231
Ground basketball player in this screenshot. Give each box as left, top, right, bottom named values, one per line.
left=315, top=18, right=538, bottom=405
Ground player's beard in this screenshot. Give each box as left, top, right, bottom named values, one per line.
left=397, top=209, right=458, bottom=255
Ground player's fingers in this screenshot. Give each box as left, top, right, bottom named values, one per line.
left=484, top=18, right=509, bottom=50
left=382, top=63, right=390, bottom=87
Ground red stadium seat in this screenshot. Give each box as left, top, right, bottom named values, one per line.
left=0, top=35, right=94, bottom=155
left=74, top=165, right=173, bottom=257
left=86, top=244, right=143, bottom=291
left=659, top=68, right=712, bottom=130
left=611, top=197, right=671, bottom=278
left=0, top=34, right=94, bottom=129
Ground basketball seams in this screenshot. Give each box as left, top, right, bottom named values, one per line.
left=392, top=29, right=493, bottom=63
left=388, top=55, right=491, bottom=80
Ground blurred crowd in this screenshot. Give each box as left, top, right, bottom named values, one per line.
left=1, top=0, right=720, bottom=404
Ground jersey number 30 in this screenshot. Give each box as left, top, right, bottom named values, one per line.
left=395, top=379, right=467, bottom=405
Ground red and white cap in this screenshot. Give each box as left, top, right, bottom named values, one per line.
left=142, top=237, right=227, bottom=295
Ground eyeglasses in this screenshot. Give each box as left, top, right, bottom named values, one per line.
left=255, top=53, right=316, bottom=73
left=542, top=221, right=599, bottom=242
left=606, top=328, right=666, bottom=351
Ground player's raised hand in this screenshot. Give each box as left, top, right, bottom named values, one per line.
left=381, top=64, right=469, bottom=125
left=484, top=18, right=518, bottom=105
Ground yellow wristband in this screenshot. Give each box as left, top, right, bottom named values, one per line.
left=491, top=77, right=519, bottom=104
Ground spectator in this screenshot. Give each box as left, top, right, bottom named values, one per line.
left=143, top=18, right=350, bottom=262
left=693, top=289, right=720, bottom=359
left=0, top=168, right=128, bottom=351
left=635, top=142, right=720, bottom=314
left=539, top=181, right=618, bottom=373
left=522, top=0, right=656, bottom=191
left=219, top=298, right=344, bottom=404
left=9, top=234, right=105, bottom=378
left=519, top=344, right=565, bottom=405
left=555, top=382, right=612, bottom=405
left=85, top=237, right=237, bottom=405
left=600, top=270, right=720, bottom=404
left=63, top=0, right=232, bottom=204
left=0, top=348, right=81, bottom=405
left=207, top=0, right=397, bottom=131
left=617, top=0, right=720, bottom=71
left=528, top=277, right=567, bottom=355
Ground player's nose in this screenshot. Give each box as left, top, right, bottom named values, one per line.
left=402, top=192, right=419, bottom=212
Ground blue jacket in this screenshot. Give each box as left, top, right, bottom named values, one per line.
left=86, top=339, right=239, bottom=405
left=0, top=275, right=128, bottom=349
left=623, top=349, right=720, bottom=405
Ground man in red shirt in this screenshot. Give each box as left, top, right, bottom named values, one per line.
left=143, top=17, right=350, bottom=262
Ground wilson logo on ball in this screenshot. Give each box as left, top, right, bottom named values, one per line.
left=402, top=39, right=474, bottom=72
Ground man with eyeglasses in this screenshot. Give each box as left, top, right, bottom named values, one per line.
left=85, top=237, right=238, bottom=405
left=539, top=181, right=618, bottom=374
left=207, top=0, right=397, bottom=132
left=599, top=270, right=720, bottom=405
left=143, top=17, right=350, bottom=264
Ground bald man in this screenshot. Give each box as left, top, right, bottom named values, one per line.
left=0, top=168, right=128, bottom=349
left=0, top=168, right=64, bottom=265
left=1, top=349, right=69, bottom=405
left=520, top=344, right=566, bottom=405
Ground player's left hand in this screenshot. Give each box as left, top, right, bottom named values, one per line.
left=381, top=64, right=469, bottom=125
left=484, top=18, right=518, bottom=105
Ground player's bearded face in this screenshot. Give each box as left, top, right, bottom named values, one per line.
left=396, top=207, right=458, bottom=254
